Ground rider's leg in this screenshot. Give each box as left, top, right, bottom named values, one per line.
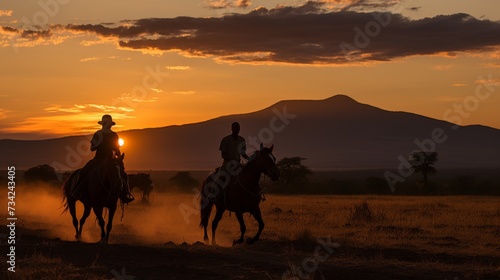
left=119, top=176, right=134, bottom=204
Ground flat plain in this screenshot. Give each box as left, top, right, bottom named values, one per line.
left=1, top=188, right=499, bottom=279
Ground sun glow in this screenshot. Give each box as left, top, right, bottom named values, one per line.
left=118, top=138, right=125, bottom=147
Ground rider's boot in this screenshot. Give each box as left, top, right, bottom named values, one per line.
left=120, top=189, right=134, bottom=204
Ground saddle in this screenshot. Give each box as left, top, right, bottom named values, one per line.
left=70, top=159, right=102, bottom=200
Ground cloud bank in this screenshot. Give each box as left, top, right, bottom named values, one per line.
left=2, top=2, right=499, bottom=65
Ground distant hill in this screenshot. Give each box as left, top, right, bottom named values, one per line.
left=1, top=95, right=499, bottom=171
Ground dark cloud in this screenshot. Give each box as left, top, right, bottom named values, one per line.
left=207, top=0, right=252, bottom=9
left=235, top=0, right=251, bottom=8
left=1, top=26, right=17, bottom=33
left=7, top=2, right=500, bottom=65
left=1, top=26, right=52, bottom=39
left=248, top=1, right=326, bottom=15
left=339, top=0, right=402, bottom=12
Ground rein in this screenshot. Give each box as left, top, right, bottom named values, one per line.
left=235, top=152, right=274, bottom=202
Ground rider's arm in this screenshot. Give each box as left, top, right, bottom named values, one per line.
left=219, top=137, right=231, bottom=160
left=90, top=131, right=101, bottom=151
left=239, top=138, right=249, bottom=160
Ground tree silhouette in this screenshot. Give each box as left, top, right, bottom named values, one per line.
left=275, top=157, right=312, bottom=191
left=169, top=171, right=198, bottom=187
left=24, top=164, right=58, bottom=183
left=409, top=151, right=438, bottom=192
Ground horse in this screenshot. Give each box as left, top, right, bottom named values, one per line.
left=200, top=144, right=280, bottom=246
left=129, top=173, right=153, bottom=202
left=61, top=153, right=128, bottom=243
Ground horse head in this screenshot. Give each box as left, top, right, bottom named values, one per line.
left=256, top=143, right=280, bottom=182
left=129, top=173, right=151, bottom=187
left=141, top=173, right=153, bottom=188
left=109, top=153, right=128, bottom=190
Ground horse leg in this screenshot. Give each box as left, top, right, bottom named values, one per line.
left=92, top=207, right=106, bottom=243
left=202, top=218, right=210, bottom=245
left=104, top=204, right=116, bottom=243
left=68, top=199, right=80, bottom=240
left=200, top=182, right=214, bottom=244
left=77, top=204, right=92, bottom=240
left=247, top=207, right=264, bottom=245
left=211, top=206, right=225, bottom=246
left=233, top=212, right=246, bottom=245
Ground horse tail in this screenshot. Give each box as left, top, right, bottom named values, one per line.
left=61, top=170, right=79, bottom=213
left=199, top=178, right=214, bottom=229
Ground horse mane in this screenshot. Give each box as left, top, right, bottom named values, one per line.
left=246, top=147, right=273, bottom=165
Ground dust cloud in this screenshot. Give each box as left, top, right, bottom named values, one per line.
left=1, top=183, right=237, bottom=246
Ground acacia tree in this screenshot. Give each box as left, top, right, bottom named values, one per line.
left=410, top=151, right=438, bottom=191
left=275, top=157, right=312, bottom=192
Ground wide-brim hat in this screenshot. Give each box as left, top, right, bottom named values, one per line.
left=98, top=114, right=116, bottom=126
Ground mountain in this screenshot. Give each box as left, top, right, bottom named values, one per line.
left=1, top=95, right=499, bottom=171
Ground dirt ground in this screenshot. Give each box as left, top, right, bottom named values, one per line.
left=1, top=190, right=499, bottom=279
left=1, top=226, right=499, bottom=280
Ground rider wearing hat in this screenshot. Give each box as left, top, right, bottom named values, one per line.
left=91, top=114, right=121, bottom=159
left=80, top=115, right=134, bottom=204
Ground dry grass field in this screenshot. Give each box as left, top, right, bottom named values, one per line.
left=1, top=185, right=499, bottom=279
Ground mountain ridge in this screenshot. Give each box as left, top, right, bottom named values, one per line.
left=1, top=95, right=499, bottom=170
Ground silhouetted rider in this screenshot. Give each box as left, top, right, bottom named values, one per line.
left=219, top=122, right=249, bottom=174
left=207, top=122, right=249, bottom=202
left=80, top=115, right=134, bottom=204
left=91, top=120, right=121, bottom=160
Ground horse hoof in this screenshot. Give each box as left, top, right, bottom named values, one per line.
left=75, top=234, right=82, bottom=241
left=233, top=238, right=244, bottom=245
left=99, top=239, right=108, bottom=244
left=204, top=237, right=209, bottom=245
left=246, top=238, right=256, bottom=245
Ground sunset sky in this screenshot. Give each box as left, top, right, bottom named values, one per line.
left=0, top=0, right=499, bottom=140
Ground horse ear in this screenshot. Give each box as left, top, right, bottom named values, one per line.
left=270, top=144, right=274, bottom=152
left=260, top=143, right=264, bottom=150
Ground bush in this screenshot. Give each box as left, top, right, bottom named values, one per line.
left=168, top=171, right=198, bottom=187
left=348, top=202, right=373, bottom=223
left=24, top=164, right=58, bottom=183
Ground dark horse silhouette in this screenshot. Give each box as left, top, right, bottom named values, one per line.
left=62, top=153, right=128, bottom=243
left=200, top=144, right=280, bottom=245
left=129, top=173, right=153, bottom=202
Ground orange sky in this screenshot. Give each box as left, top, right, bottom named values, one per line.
left=0, top=0, right=499, bottom=140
